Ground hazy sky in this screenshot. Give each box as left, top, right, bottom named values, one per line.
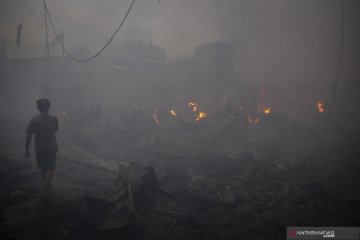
left=1, top=0, right=359, bottom=82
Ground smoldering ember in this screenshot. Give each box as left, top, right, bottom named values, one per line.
left=0, top=1, right=360, bottom=240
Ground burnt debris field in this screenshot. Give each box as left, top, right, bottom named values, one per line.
left=1, top=106, right=360, bottom=239
left=1, top=0, right=360, bottom=240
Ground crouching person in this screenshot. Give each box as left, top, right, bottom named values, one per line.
left=25, top=98, right=59, bottom=202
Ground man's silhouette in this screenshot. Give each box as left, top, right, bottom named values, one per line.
left=25, top=98, right=58, bottom=200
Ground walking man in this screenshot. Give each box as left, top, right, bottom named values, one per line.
left=25, top=98, right=58, bottom=201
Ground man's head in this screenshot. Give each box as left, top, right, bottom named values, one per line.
left=36, top=98, right=51, bottom=113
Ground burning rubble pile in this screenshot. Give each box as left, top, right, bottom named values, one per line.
left=69, top=100, right=288, bottom=161
left=152, top=101, right=208, bottom=125
left=38, top=100, right=357, bottom=239
left=1, top=99, right=359, bottom=240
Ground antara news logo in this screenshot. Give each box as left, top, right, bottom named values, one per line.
left=288, top=228, right=336, bottom=238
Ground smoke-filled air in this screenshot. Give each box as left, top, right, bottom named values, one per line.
left=0, top=0, right=360, bottom=239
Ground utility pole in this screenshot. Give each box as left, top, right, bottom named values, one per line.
left=1, top=36, right=6, bottom=57
left=16, top=24, right=23, bottom=48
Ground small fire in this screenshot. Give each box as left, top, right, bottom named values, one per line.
left=195, top=111, right=207, bottom=121
left=61, top=111, right=68, bottom=116
left=263, top=107, right=271, bottom=115
left=317, top=101, right=325, bottom=113
left=152, top=110, right=160, bottom=124
left=170, top=109, right=177, bottom=116
left=248, top=115, right=260, bottom=124
left=188, top=102, right=198, bottom=112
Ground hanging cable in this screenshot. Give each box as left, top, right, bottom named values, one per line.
left=19, top=0, right=44, bottom=25
left=44, top=1, right=51, bottom=66
left=324, top=0, right=345, bottom=136
left=2, top=0, right=44, bottom=57
left=44, top=0, right=136, bottom=62
left=3, top=0, right=43, bottom=38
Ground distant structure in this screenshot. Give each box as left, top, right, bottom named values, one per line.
left=108, top=40, right=166, bottom=61
left=167, top=42, right=235, bottom=107
left=194, top=42, right=234, bottom=78
left=105, top=40, right=166, bottom=80
left=104, top=40, right=167, bottom=109
left=1, top=37, right=6, bottom=59
left=0, top=45, right=11, bottom=113
left=3, top=41, right=236, bottom=115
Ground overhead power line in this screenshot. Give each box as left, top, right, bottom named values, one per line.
left=44, top=1, right=51, bottom=66
left=19, top=0, right=44, bottom=25
left=44, top=0, right=136, bottom=62
left=3, top=0, right=43, bottom=38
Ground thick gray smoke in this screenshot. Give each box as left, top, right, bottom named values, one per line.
left=1, top=0, right=359, bottom=83
left=1, top=2, right=360, bottom=239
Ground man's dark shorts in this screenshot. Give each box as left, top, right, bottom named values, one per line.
left=36, top=152, right=56, bottom=170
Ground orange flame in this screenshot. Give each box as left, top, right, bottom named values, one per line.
left=263, top=107, right=271, bottom=115
left=317, top=101, right=325, bottom=113
left=170, top=109, right=177, bottom=116
left=195, top=111, right=207, bottom=121
left=188, top=102, right=198, bottom=112
left=248, top=115, right=260, bottom=124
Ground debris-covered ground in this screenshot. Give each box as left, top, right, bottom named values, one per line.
left=1, top=112, right=360, bottom=240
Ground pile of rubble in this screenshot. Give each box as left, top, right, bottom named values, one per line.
left=1, top=113, right=360, bottom=239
